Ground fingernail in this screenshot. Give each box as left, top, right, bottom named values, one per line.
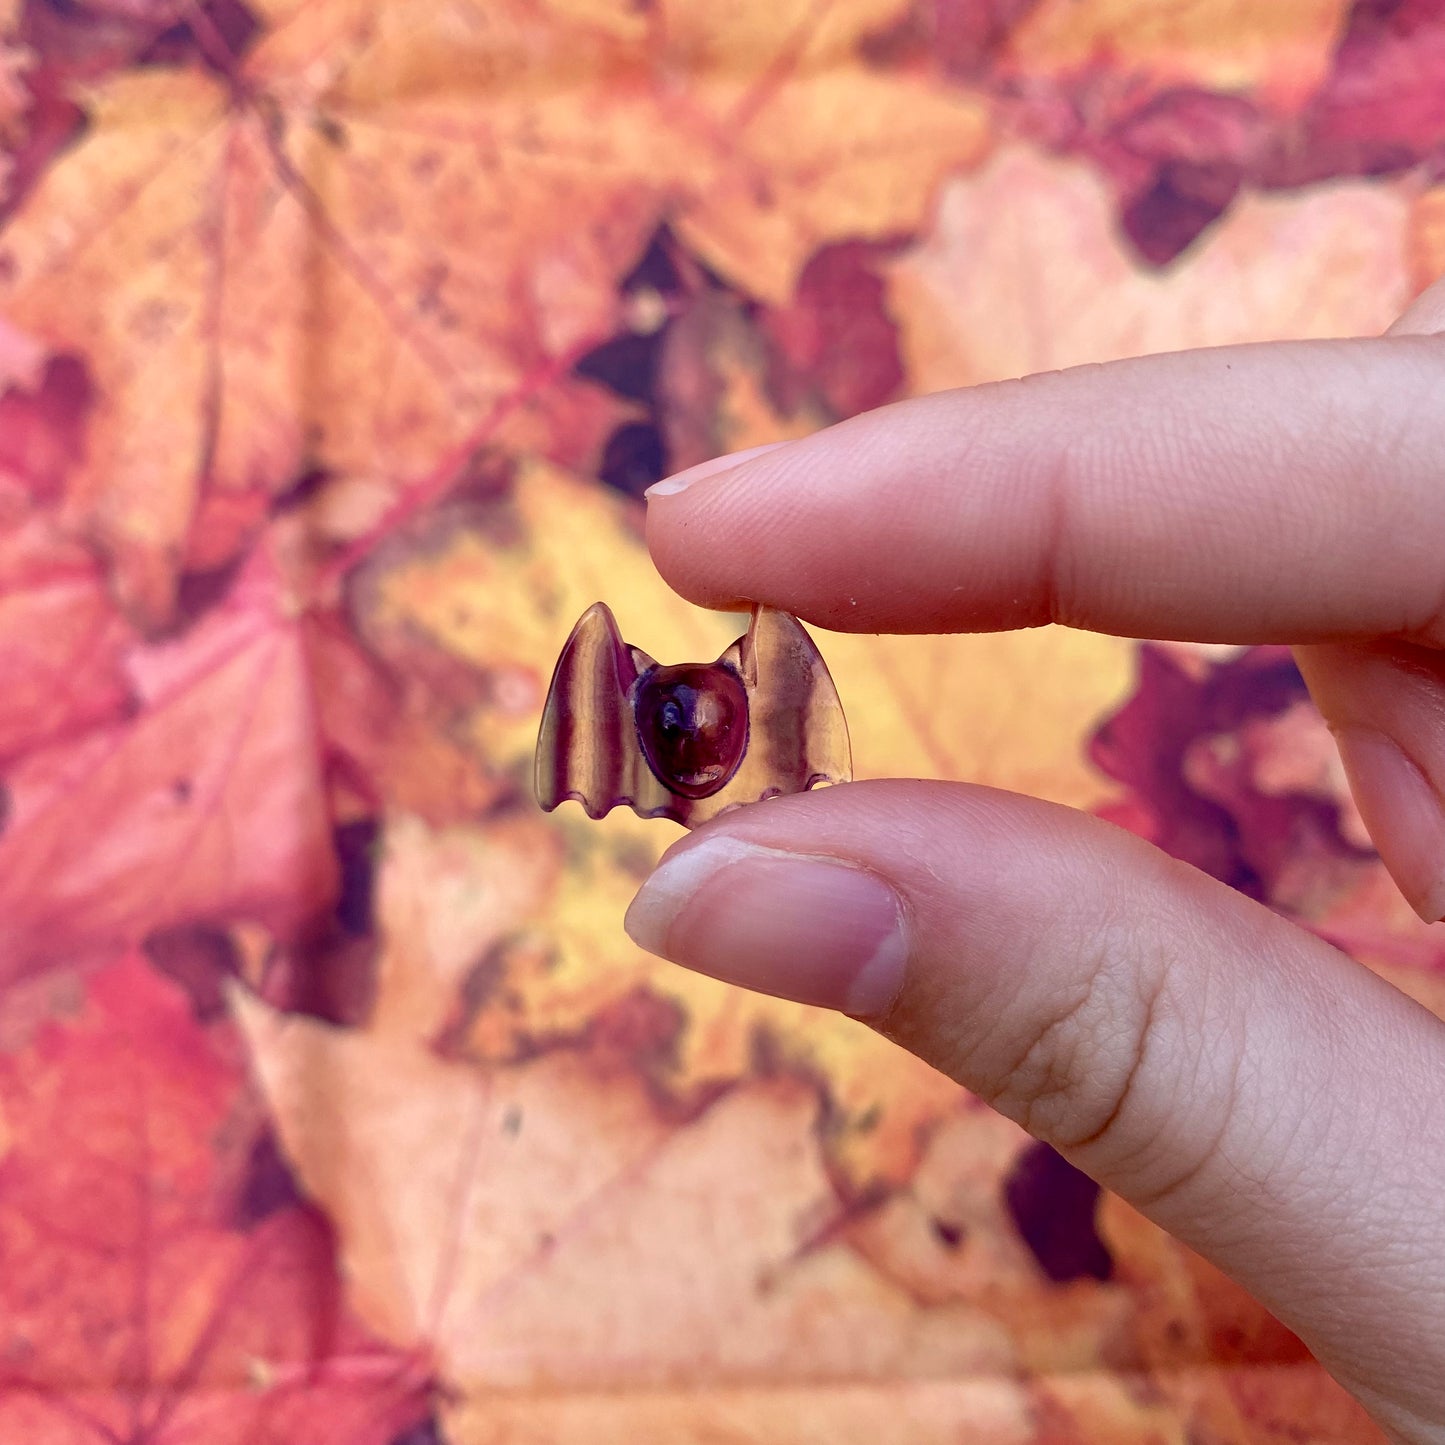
left=1334, top=727, right=1445, bottom=923
left=624, top=836, right=909, bottom=1017
left=644, top=440, right=792, bottom=499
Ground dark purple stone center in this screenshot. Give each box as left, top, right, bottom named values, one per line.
left=633, top=663, right=749, bottom=799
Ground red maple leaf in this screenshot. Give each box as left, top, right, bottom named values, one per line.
left=0, top=950, right=432, bottom=1443
left=0, top=546, right=337, bottom=977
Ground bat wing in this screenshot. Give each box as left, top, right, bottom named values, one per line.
left=535, top=603, right=640, bottom=819
left=534, top=603, right=680, bottom=821
left=711, top=606, right=851, bottom=816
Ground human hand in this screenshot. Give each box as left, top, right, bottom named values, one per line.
left=625, top=279, right=1445, bottom=1444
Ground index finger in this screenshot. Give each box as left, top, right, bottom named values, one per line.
left=644, top=337, right=1445, bottom=645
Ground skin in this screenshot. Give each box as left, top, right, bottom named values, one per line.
left=629, top=277, right=1445, bottom=1444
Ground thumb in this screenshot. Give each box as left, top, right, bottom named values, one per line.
left=625, top=781, right=1445, bottom=1442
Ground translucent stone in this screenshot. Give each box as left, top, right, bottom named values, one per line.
left=535, top=603, right=851, bottom=828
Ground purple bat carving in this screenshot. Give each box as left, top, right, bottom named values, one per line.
left=535, top=603, right=851, bottom=828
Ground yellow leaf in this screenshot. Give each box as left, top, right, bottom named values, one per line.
left=1005, top=0, right=1353, bottom=115
left=677, top=68, right=990, bottom=304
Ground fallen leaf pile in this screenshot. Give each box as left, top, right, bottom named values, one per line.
left=0, top=0, right=1440, bottom=1439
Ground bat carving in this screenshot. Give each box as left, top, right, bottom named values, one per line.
left=535, top=603, right=851, bottom=828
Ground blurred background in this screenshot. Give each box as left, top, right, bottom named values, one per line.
left=0, top=1, right=1441, bottom=1441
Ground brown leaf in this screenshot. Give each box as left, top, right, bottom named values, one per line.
left=444, top=1379, right=1035, bottom=1445
left=234, top=961, right=1028, bottom=1411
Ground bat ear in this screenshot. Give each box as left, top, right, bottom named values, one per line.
left=535, top=603, right=641, bottom=817
left=723, top=606, right=812, bottom=686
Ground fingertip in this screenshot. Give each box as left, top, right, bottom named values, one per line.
left=1295, top=641, right=1445, bottom=925
left=624, top=828, right=911, bottom=1017
left=648, top=340, right=1445, bottom=644
left=1333, top=727, right=1445, bottom=925
left=642, top=444, right=809, bottom=616
left=643, top=440, right=795, bottom=500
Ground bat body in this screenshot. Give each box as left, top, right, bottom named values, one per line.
left=535, top=603, right=851, bottom=828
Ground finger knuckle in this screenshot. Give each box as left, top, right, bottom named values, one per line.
left=985, top=907, right=1239, bottom=1213
left=991, top=918, right=1163, bottom=1150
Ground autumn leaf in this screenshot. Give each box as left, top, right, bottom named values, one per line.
left=0, top=6, right=25, bottom=111
left=234, top=815, right=1379, bottom=1444
left=0, top=317, right=93, bottom=512
left=1, top=0, right=1438, bottom=1439
left=1001, top=0, right=1353, bottom=115
left=0, top=546, right=337, bottom=977
left=760, top=241, right=907, bottom=422
left=0, top=950, right=430, bottom=1444
left=0, top=0, right=988, bottom=626
left=234, top=990, right=1022, bottom=1415
left=887, top=144, right=1411, bottom=393
left=0, top=517, right=135, bottom=761
left=444, top=1381, right=1036, bottom=1445
left=1298, top=0, right=1445, bottom=180
left=1088, top=641, right=1445, bottom=1017
left=0, top=21, right=28, bottom=199
left=1088, top=646, right=1336, bottom=900
left=300, top=610, right=510, bottom=828
left=1086, top=1189, right=1385, bottom=1445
